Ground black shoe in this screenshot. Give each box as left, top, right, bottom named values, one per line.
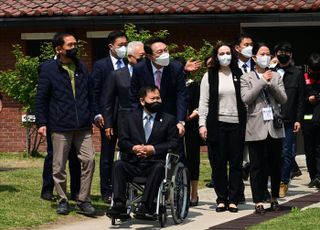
left=205, top=182, right=215, bottom=188
left=190, top=196, right=199, bottom=207
left=76, top=201, right=96, bottom=216
left=102, top=194, right=112, bottom=204
left=270, top=201, right=280, bottom=211
left=134, top=203, right=147, bottom=217
left=106, top=202, right=127, bottom=217
left=290, top=169, right=302, bottom=179
left=216, top=203, right=227, bottom=212
left=308, top=179, right=316, bottom=188
left=228, top=203, right=238, bottom=213
left=313, top=178, right=320, bottom=189
left=41, top=192, right=54, bottom=201
left=255, top=204, right=265, bottom=214
left=57, top=199, right=69, bottom=215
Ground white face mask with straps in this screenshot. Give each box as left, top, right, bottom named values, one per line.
left=256, top=55, right=271, bottom=69
left=241, top=45, right=253, bottom=58
left=114, top=46, right=127, bottom=59
left=218, top=54, right=232, bottom=67
left=154, top=52, right=170, bottom=66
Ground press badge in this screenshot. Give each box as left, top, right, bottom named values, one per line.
left=262, top=107, right=273, bottom=121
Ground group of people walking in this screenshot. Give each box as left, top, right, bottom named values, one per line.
left=33, top=29, right=320, bottom=218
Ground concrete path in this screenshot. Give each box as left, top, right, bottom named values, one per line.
left=51, top=155, right=320, bottom=230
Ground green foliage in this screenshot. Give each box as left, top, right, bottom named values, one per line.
left=125, top=23, right=169, bottom=42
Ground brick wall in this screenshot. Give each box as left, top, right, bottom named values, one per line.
left=0, top=24, right=239, bottom=152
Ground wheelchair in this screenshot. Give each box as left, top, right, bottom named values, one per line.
left=107, top=151, right=190, bottom=227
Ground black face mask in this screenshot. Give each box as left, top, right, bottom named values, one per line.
left=65, top=48, right=78, bottom=60
left=144, top=102, right=162, bottom=113
left=277, top=54, right=290, bottom=64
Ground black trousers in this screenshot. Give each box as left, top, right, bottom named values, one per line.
left=99, top=128, right=117, bottom=197
left=185, top=121, right=200, bottom=181
left=302, top=122, right=320, bottom=180
left=41, top=134, right=81, bottom=197
left=207, top=122, right=243, bottom=204
left=112, top=160, right=165, bottom=210
left=247, top=135, right=282, bottom=203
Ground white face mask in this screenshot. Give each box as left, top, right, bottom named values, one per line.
left=256, top=55, right=271, bottom=69
left=218, top=54, right=232, bottom=67
left=269, top=63, right=277, bottom=69
left=114, top=46, right=127, bottom=59
left=154, top=52, right=170, bottom=66
left=241, top=46, right=253, bottom=58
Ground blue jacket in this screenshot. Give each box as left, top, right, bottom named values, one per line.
left=35, top=59, right=94, bottom=132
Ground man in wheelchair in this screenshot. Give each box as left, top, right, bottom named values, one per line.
left=106, top=85, right=179, bottom=217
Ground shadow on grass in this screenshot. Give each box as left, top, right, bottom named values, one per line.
left=0, top=184, right=19, bottom=192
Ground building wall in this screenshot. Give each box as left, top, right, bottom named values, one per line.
left=0, top=24, right=239, bottom=152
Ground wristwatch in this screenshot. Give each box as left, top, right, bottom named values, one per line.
left=178, top=121, right=185, bottom=126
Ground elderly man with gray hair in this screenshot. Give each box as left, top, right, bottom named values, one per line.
left=103, top=41, right=145, bottom=139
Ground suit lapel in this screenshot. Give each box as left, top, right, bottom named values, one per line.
left=135, top=110, right=146, bottom=144
left=147, top=112, right=163, bottom=144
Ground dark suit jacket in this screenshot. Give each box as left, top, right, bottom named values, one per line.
left=118, top=110, right=179, bottom=162
left=103, top=66, right=131, bottom=128
left=129, top=59, right=188, bottom=122
left=91, top=55, right=128, bottom=115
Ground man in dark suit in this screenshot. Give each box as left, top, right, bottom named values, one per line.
left=103, top=41, right=145, bottom=139
left=129, top=37, right=188, bottom=161
left=91, top=30, right=128, bottom=203
left=107, top=85, right=178, bottom=217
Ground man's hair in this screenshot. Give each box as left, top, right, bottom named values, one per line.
left=274, top=41, right=293, bottom=54
left=308, top=52, right=320, bottom=71
left=52, top=32, right=75, bottom=49
left=107, top=30, right=127, bottom=46
left=127, top=41, right=144, bottom=56
left=139, top=85, right=160, bottom=99
left=144, top=37, right=167, bottom=55
left=233, top=33, right=253, bottom=46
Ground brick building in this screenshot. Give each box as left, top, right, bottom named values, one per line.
left=0, top=0, right=319, bottom=152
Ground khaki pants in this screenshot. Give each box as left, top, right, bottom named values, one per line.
left=52, top=130, right=95, bottom=202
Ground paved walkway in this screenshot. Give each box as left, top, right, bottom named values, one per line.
left=51, top=155, right=320, bottom=230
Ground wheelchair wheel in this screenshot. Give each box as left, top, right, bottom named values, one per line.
left=157, top=184, right=167, bottom=227
left=158, top=205, right=167, bottom=227
left=170, top=162, right=190, bottom=224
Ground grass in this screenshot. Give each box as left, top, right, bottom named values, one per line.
left=249, top=207, right=320, bottom=230
left=0, top=152, right=211, bottom=229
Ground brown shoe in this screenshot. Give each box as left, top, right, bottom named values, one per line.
left=279, top=182, right=288, bottom=198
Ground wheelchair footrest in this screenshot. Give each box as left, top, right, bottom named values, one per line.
left=106, top=212, right=131, bottom=220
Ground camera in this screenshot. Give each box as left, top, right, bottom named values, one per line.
left=273, top=114, right=283, bottom=129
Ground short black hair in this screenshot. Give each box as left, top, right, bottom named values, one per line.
left=274, top=42, right=293, bottom=54
left=139, top=85, right=160, bottom=99
left=107, top=30, right=127, bottom=46
left=144, top=37, right=167, bottom=55
left=252, top=42, right=270, bottom=55
left=52, top=32, right=75, bottom=49
left=308, top=52, right=320, bottom=71
left=233, top=33, right=253, bottom=46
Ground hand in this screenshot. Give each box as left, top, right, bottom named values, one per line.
left=293, top=122, right=301, bottom=133
left=38, top=126, right=47, bottom=137
left=186, top=111, right=198, bottom=121
left=309, top=95, right=318, bottom=104
left=262, top=70, right=273, bottom=81
left=184, top=59, right=202, bottom=72
left=94, top=116, right=104, bottom=128
left=105, top=128, right=113, bottom=140
left=176, top=123, right=185, bottom=137
left=144, top=145, right=155, bottom=157
left=0, top=99, right=2, bottom=112
left=199, top=126, right=207, bottom=141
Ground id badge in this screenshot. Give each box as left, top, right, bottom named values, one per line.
left=262, top=107, right=273, bottom=121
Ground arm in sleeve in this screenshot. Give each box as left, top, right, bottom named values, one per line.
left=175, top=66, right=188, bottom=122
left=103, top=71, right=117, bottom=128
left=241, top=74, right=267, bottom=105
left=129, top=71, right=141, bottom=110
left=91, top=62, right=103, bottom=115
left=296, top=71, right=306, bottom=122
left=269, top=74, right=287, bottom=105
left=198, top=72, right=209, bottom=127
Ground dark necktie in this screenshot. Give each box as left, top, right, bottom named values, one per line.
left=116, top=59, right=122, bottom=70
left=144, top=115, right=152, bottom=142
left=155, top=70, right=162, bottom=89
left=242, top=63, right=248, bottom=73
